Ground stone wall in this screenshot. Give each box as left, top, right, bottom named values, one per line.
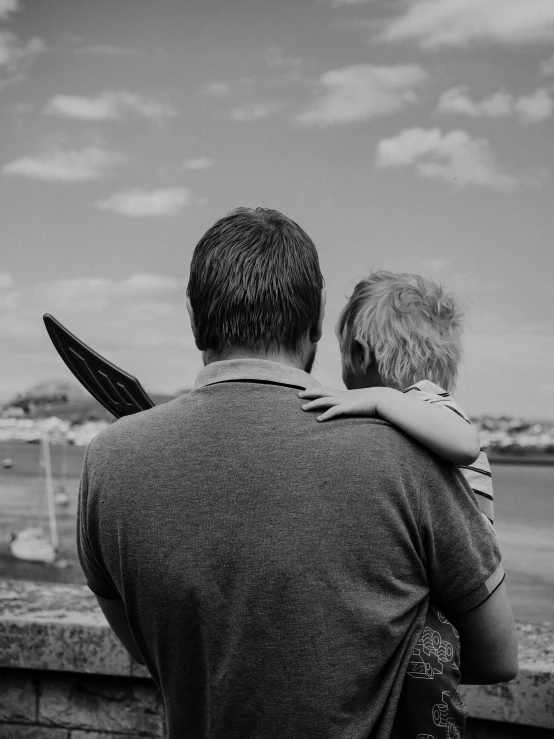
left=0, top=579, right=552, bottom=738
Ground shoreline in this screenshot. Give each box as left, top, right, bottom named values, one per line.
left=488, top=453, right=554, bottom=466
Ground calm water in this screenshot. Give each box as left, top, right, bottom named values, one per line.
left=1, top=442, right=553, bottom=622
left=491, top=463, right=554, bottom=622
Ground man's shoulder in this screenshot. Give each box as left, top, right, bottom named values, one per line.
left=324, top=416, right=434, bottom=466
left=88, top=395, right=189, bottom=453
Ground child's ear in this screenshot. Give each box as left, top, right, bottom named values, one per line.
left=354, top=337, right=372, bottom=373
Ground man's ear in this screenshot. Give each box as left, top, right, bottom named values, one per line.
left=310, top=287, right=326, bottom=344
left=354, top=337, right=372, bottom=372
left=186, top=297, right=204, bottom=351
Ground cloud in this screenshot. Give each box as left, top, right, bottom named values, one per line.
left=40, top=274, right=181, bottom=312
left=514, top=89, right=554, bottom=124
left=376, top=127, right=520, bottom=190
left=203, top=78, right=253, bottom=97
left=296, top=64, right=428, bottom=126
left=438, top=86, right=511, bottom=117
left=0, top=31, right=44, bottom=85
left=95, top=187, right=192, bottom=216
left=318, top=0, right=374, bottom=5
left=264, top=45, right=302, bottom=71
left=2, top=146, right=125, bottom=182
left=0, top=272, right=14, bottom=288
left=184, top=157, right=214, bottom=170
left=73, top=45, right=135, bottom=56
left=0, top=1, right=44, bottom=85
left=437, top=86, right=553, bottom=124
left=203, top=81, right=232, bottom=96
left=230, top=100, right=286, bottom=122
left=0, top=0, right=17, bottom=20
left=0, top=271, right=198, bottom=399
left=382, top=0, right=554, bottom=49
left=541, top=54, right=554, bottom=77
left=44, top=91, right=178, bottom=123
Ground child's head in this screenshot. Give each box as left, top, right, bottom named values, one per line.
left=337, top=270, right=464, bottom=392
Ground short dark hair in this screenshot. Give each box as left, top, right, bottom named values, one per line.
left=187, top=207, right=324, bottom=354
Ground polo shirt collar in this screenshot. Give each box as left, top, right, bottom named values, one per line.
left=194, top=358, right=321, bottom=390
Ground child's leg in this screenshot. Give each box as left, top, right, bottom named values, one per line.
left=394, top=602, right=467, bottom=738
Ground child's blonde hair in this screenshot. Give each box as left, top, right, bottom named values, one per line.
left=336, top=270, right=464, bottom=391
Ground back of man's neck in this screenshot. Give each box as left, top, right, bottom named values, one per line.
left=203, top=346, right=306, bottom=371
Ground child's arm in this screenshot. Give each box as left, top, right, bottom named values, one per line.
left=299, top=386, right=481, bottom=466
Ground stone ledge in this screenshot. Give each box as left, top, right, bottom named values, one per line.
left=1, top=579, right=553, bottom=729
left=0, top=580, right=150, bottom=678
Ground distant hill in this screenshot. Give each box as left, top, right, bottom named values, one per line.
left=2, top=378, right=186, bottom=422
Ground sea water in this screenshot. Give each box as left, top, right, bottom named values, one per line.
left=492, top=463, right=554, bottom=623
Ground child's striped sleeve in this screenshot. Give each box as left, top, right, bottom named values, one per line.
left=403, top=379, right=494, bottom=524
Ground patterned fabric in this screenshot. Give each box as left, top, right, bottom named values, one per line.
left=403, top=380, right=494, bottom=524
left=394, top=603, right=467, bottom=739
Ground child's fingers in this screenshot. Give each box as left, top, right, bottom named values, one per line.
left=301, top=397, right=340, bottom=411
left=298, top=387, right=340, bottom=399
left=317, top=406, right=344, bottom=421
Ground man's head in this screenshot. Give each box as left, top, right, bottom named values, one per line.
left=337, top=270, right=464, bottom=392
left=187, top=207, right=325, bottom=371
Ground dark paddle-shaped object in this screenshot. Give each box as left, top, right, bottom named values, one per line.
left=43, top=314, right=155, bottom=419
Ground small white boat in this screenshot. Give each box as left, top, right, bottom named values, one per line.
left=2, top=458, right=13, bottom=469
left=9, top=527, right=57, bottom=564
left=9, top=433, right=60, bottom=566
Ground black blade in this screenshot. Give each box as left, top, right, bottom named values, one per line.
left=43, top=314, right=155, bottom=419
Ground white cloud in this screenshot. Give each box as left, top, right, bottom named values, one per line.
left=230, top=101, right=285, bottom=122
left=0, top=272, right=198, bottom=399
left=382, top=0, right=554, bottom=49
left=0, top=272, right=14, bottom=289
left=514, top=88, right=554, bottom=124
left=95, top=187, right=192, bottom=217
left=184, top=157, right=214, bottom=170
left=203, top=81, right=232, bottom=96
left=376, top=127, right=519, bottom=190
left=541, top=54, right=554, bottom=77
left=437, top=86, right=553, bottom=124
left=438, top=86, right=511, bottom=117
left=44, top=91, right=178, bottom=123
left=2, top=146, right=125, bottom=182
left=40, top=274, right=181, bottom=311
left=73, top=45, right=135, bottom=56
left=0, top=0, right=17, bottom=20
left=296, top=64, right=428, bottom=126
left=318, top=0, right=373, bottom=5
left=0, top=31, right=44, bottom=85
left=264, top=45, right=302, bottom=71
left=0, top=1, right=44, bottom=83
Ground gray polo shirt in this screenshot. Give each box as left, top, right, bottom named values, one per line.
left=77, top=359, right=503, bottom=739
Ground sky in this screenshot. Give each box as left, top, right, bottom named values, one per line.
left=1, top=0, right=553, bottom=417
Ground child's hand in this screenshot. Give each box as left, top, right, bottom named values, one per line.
left=298, top=387, right=387, bottom=421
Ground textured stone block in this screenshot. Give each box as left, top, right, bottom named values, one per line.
left=0, top=670, right=36, bottom=723
left=0, top=621, right=129, bottom=677
left=0, top=725, right=68, bottom=739
left=39, top=674, right=164, bottom=735
left=129, top=660, right=153, bottom=680
left=0, top=580, right=130, bottom=676
left=466, top=717, right=554, bottom=738
left=460, top=621, right=554, bottom=730
left=71, top=732, right=164, bottom=739
left=461, top=668, right=554, bottom=729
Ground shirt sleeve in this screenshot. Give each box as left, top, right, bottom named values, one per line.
left=403, top=379, right=471, bottom=424
left=418, top=455, right=504, bottom=617
left=76, top=443, right=120, bottom=600
left=405, top=379, right=495, bottom=524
